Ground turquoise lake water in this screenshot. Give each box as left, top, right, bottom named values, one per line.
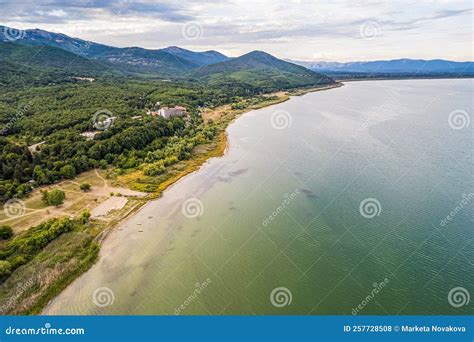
left=44, top=79, right=473, bottom=315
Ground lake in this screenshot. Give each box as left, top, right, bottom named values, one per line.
left=44, top=79, right=473, bottom=315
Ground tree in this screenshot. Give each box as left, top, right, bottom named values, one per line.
left=33, top=165, right=47, bottom=184
left=60, top=164, right=76, bottom=179
left=99, top=160, right=108, bottom=169
left=0, top=225, right=13, bottom=239
left=47, top=189, right=65, bottom=206
left=41, top=190, right=49, bottom=205
left=0, top=260, right=12, bottom=279
left=80, top=210, right=91, bottom=224
left=79, top=183, right=91, bottom=192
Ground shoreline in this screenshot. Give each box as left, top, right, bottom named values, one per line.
left=124, top=82, right=344, bottom=213
left=142, top=83, right=344, bottom=198
left=16, top=82, right=342, bottom=315
left=336, top=76, right=474, bottom=82
left=70, top=82, right=345, bottom=245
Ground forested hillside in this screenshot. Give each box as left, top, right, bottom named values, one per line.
left=0, top=27, right=335, bottom=203
left=0, top=78, right=256, bottom=201
left=192, top=51, right=334, bottom=90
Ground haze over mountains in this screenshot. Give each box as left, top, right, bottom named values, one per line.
left=292, top=59, right=474, bottom=77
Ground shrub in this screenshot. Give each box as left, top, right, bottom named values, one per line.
left=0, top=225, right=13, bottom=240
left=79, top=183, right=91, bottom=192
left=143, top=160, right=166, bottom=176
left=0, top=260, right=12, bottom=279
left=80, top=210, right=91, bottom=224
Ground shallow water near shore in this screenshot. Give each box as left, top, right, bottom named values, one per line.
left=44, top=79, right=473, bottom=315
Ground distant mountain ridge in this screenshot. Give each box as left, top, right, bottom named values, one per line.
left=2, top=25, right=472, bottom=81
left=292, top=58, right=474, bottom=75
left=0, top=26, right=230, bottom=75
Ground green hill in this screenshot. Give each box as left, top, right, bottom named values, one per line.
left=0, top=43, right=110, bottom=73
left=0, top=43, right=124, bottom=89
left=191, top=51, right=335, bottom=90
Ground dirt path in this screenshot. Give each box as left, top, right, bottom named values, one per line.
left=95, top=168, right=108, bottom=187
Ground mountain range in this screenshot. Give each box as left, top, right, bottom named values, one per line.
left=0, top=26, right=231, bottom=74
left=1, top=24, right=472, bottom=90
left=292, top=59, right=474, bottom=77
left=0, top=25, right=334, bottom=90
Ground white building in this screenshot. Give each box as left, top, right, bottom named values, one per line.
left=157, top=106, right=187, bottom=119
left=28, top=141, right=45, bottom=154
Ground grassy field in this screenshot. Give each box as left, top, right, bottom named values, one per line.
left=0, top=169, right=148, bottom=233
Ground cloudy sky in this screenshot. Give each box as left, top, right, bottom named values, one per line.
left=1, top=0, right=473, bottom=61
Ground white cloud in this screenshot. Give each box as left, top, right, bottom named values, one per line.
left=48, top=9, right=67, bottom=17
left=0, top=0, right=472, bottom=61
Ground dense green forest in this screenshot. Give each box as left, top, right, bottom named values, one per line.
left=0, top=73, right=301, bottom=201
left=0, top=78, right=256, bottom=201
